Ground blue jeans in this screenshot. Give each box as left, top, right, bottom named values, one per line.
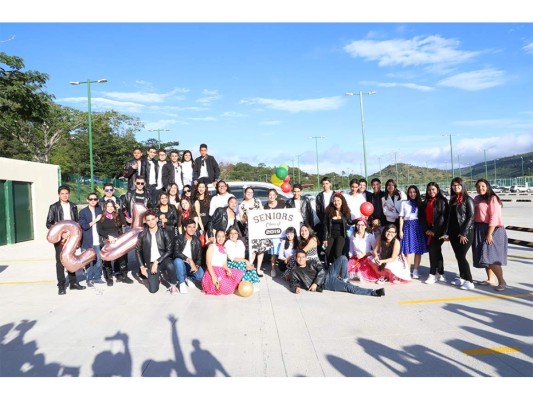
left=83, top=245, right=102, bottom=282
left=147, top=258, right=177, bottom=293
left=323, top=256, right=373, bottom=296
left=173, top=258, right=205, bottom=284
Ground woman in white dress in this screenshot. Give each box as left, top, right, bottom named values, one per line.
left=180, top=150, right=194, bottom=187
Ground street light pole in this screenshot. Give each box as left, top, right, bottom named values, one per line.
left=442, top=134, right=455, bottom=178
left=69, top=78, right=108, bottom=192
left=521, top=156, right=524, bottom=177
left=483, top=149, right=488, bottom=180
left=296, top=153, right=303, bottom=184
left=378, top=156, right=382, bottom=183
left=310, top=136, right=325, bottom=190
left=457, top=154, right=461, bottom=178
left=394, top=152, right=399, bottom=183
left=148, top=128, right=171, bottom=149
left=345, top=91, right=376, bottom=180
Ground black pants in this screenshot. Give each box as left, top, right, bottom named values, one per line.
left=428, top=236, right=444, bottom=275
left=326, top=236, right=346, bottom=265
left=54, top=243, right=77, bottom=287
left=449, top=232, right=473, bottom=282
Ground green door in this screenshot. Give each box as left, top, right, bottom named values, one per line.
left=12, top=181, right=34, bottom=243
left=0, top=181, right=6, bottom=246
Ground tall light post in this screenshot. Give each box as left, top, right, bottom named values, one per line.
left=442, top=134, right=455, bottom=178
left=394, top=152, right=399, bottom=183
left=296, top=153, right=303, bottom=183
left=310, top=136, right=325, bottom=190
left=494, top=159, right=497, bottom=182
left=483, top=149, right=488, bottom=180
left=378, top=156, right=383, bottom=183
left=69, top=78, right=108, bottom=192
left=457, top=154, right=462, bottom=178
left=345, top=91, right=376, bottom=180
left=148, top=128, right=170, bottom=148
left=521, top=156, right=524, bottom=178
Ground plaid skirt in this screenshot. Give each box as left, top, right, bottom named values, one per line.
left=472, top=222, right=508, bottom=268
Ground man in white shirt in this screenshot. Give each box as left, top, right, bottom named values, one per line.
left=162, top=150, right=183, bottom=191
left=79, top=192, right=104, bottom=287
left=315, top=177, right=334, bottom=242
left=145, top=146, right=158, bottom=196
left=173, top=219, right=205, bottom=293
left=156, top=148, right=168, bottom=192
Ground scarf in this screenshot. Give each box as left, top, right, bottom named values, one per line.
left=456, top=194, right=464, bottom=206
left=216, top=243, right=226, bottom=253
left=408, top=199, right=418, bottom=214
left=182, top=209, right=190, bottom=219
left=425, top=197, right=436, bottom=226
left=105, top=212, right=114, bottom=219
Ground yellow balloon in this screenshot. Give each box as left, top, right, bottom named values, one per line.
left=271, top=174, right=283, bottom=186
left=237, top=281, right=254, bottom=297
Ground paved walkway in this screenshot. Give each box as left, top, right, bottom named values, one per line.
left=0, top=203, right=532, bottom=384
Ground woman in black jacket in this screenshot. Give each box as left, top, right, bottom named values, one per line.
left=422, top=182, right=449, bottom=284
left=446, top=177, right=475, bottom=290
left=154, top=191, right=178, bottom=240
left=207, top=196, right=241, bottom=240
left=323, top=192, right=353, bottom=265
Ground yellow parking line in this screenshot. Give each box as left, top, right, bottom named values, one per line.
left=0, top=280, right=56, bottom=285
left=399, top=293, right=533, bottom=304
left=462, top=346, right=521, bottom=356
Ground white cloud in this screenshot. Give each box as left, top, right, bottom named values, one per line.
left=102, top=87, right=189, bottom=103
left=188, top=116, right=217, bottom=121
left=344, top=35, right=479, bottom=68
left=437, top=68, right=506, bottom=90
left=241, top=96, right=344, bottom=112
left=523, top=42, right=533, bottom=54
left=221, top=111, right=245, bottom=118
left=453, top=118, right=533, bottom=129
left=59, top=96, right=145, bottom=113
left=259, top=120, right=282, bottom=125
left=197, top=89, right=222, bottom=104
left=361, top=80, right=434, bottom=92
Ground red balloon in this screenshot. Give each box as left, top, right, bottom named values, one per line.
left=281, top=182, right=291, bottom=193
left=360, top=202, right=374, bottom=217
left=283, top=175, right=290, bottom=183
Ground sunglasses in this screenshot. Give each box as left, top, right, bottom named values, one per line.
left=104, top=189, right=114, bottom=192
left=184, top=190, right=190, bottom=194
left=88, top=198, right=98, bottom=201
left=136, top=182, right=145, bottom=186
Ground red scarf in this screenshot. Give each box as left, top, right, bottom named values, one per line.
left=425, top=197, right=436, bottom=226
left=182, top=209, right=190, bottom=219
left=456, top=194, right=463, bottom=206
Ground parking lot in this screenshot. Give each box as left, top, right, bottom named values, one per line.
left=0, top=202, right=531, bottom=386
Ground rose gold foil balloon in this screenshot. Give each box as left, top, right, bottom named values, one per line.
left=47, top=220, right=96, bottom=273
left=237, top=280, right=254, bottom=297
left=100, top=203, right=147, bottom=261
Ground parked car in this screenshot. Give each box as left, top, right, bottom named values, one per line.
left=510, top=184, right=530, bottom=193
left=492, top=186, right=503, bottom=193
left=208, top=181, right=291, bottom=203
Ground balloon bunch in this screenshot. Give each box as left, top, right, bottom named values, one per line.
left=271, top=163, right=291, bottom=193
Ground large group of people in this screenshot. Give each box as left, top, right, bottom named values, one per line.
left=46, top=144, right=509, bottom=298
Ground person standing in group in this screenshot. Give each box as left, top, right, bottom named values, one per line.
left=154, top=191, right=178, bottom=240
left=276, top=226, right=299, bottom=277
left=282, top=223, right=319, bottom=281
left=155, top=148, right=169, bottom=195
left=193, top=181, right=211, bottom=234
left=136, top=210, right=178, bottom=294
left=79, top=192, right=104, bottom=287
left=445, top=177, right=475, bottom=290
left=358, top=179, right=372, bottom=202
left=123, top=175, right=153, bottom=223
left=347, top=218, right=376, bottom=281
left=382, top=179, right=406, bottom=230
left=97, top=200, right=132, bottom=285
left=369, top=178, right=386, bottom=232
left=369, top=224, right=411, bottom=284
left=193, top=143, right=220, bottom=186
left=225, top=227, right=260, bottom=286
left=144, top=146, right=159, bottom=197
left=209, top=180, right=233, bottom=216
left=202, top=230, right=244, bottom=295
left=398, top=185, right=427, bottom=279
left=167, top=183, right=180, bottom=207
left=422, top=182, right=449, bottom=284
left=123, top=147, right=147, bottom=192
left=264, top=188, right=286, bottom=276
left=472, top=179, right=508, bottom=291
left=315, top=177, right=334, bottom=244
left=208, top=196, right=240, bottom=239
left=180, top=150, right=194, bottom=187
left=162, top=150, right=184, bottom=194
left=343, top=179, right=365, bottom=222
left=99, top=183, right=124, bottom=213
left=323, top=192, right=353, bottom=265
left=176, top=197, right=200, bottom=235
left=46, top=185, right=85, bottom=295
left=182, top=185, right=193, bottom=202
left=285, top=183, right=314, bottom=228
left=173, top=219, right=205, bottom=294
left=238, top=186, right=272, bottom=278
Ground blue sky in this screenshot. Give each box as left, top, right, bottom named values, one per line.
left=2, top=4, right=532, bottom=177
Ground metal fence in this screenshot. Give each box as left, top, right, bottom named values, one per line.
left=60, top=174, right=129, bottom=204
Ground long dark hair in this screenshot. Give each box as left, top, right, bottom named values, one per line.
left=425, top=181, right=447, bottom=202
left=103, top=200, right=122, bottom=229
left=378, top=224, right=399, bottom=269
left=298, top=223, right=316, bottom=250
left=284, top=226, right=299, bottom=250
left=406, top=185, right=423, bottom=209
left=193, top=181, right=211, bottom=207
left=325, top=192, right=351, bottom=219
left=475, top=178, right=502, bottom=205
left=449, top=177, right=469, bottom=204
left=384, top=179, right=400, bottom=200
left=181, top=150, right=193, bottom=163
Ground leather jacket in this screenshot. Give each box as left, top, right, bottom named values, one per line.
left=368, top=190, right=386, bottom=225
left=173, top=233, right=202, bottom=266
left=162, top=162, right=183, bottom=189
left=155, top=205, right=178, bottom=231
left=193, top=155, right=220, bottom=183
left=136, top=227, right=173, bottom=267
left=124, top=189, right=154, bottom=216
left=446, top=195, right=475, bottom=237
left=285, top=197, right=314, bottom=227
left=79, top=206, right=102, bottom=249
left=124, top=157, right=148, bottom=192
left=290, top=259, right=325, bottom=292
left=98, top=195, right=125, bottom=214
left=46, top=201, right=79, bottom=229
left=315, top=191, right=334, bottom=223
left=324, top=213, right=354, bottom=241
left=421, top=196, right=449, bottom=238
left=207, top=206, right=240, bottom=237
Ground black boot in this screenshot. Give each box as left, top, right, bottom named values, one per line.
left=69, top=282, right=86, bottom=290
left=119, top=264, right=133, bottom=284
left=58, top=285, right=66, bottom=295
left=103, top=263, right=114, bottom=286
left=371, top=288, right=385, bottom=297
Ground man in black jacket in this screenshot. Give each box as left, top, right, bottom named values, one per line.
left=46, top=185, right=86, bottom=294
left=193, top=143, right=220, bottom=186
left=369, top=178, right=386, bottom=232
left=315, top=176, right=334, bottom=242
left=123, top=176, right=153, bottom=221
left=124, top=147, right=147, bottom=192
left=161, top=150, right=183, bottom=190
left=173, top=219, right=205, bottom=293
left=285, top=183, right=314, bottom=228
left=136, top=210, right=178, bottom=294
left=290, top=251, right=384, bottom=297
left=144, top=146, right=159, bottom=197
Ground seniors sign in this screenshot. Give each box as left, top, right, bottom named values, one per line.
left=247, top=209, right=302, bottom=255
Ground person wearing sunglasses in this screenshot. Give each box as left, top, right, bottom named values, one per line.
left=98, top=183, right=124, bottom=212
left=193, top=143, right=220, bottom=186
left=123, top=147, right=147, bottom=192
left=79, top=192, right=104, bottom=287
left=123, top=176, right=153, bottom=222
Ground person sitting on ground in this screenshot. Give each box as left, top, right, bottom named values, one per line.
left=173, top=218, right=205, bottom=294
left=290, top=251, right=384, bottom=297
left=225, top=226, right=260, bottom=286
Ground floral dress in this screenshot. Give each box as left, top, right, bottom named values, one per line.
left=225, top=240, right=260, bottom=284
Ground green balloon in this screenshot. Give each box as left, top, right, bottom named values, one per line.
left=279, top=164, right=289, bottom=171
left=276, top=167, right=288, bottom=180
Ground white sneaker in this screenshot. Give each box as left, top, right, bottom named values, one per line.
left=436, top=274, right=446, bottom=282
left=425, top=274, right=436, bottom=284
left=377, top=277, right=387, bottom=285
left=179, top=282, right=189, bottom=294
left=451, top=277, right=465, bottom=286
left=460, top=281, right=475, bottom=290
left=412, top=270, right=419, bottom=279
left=271, top=270, right=277, bottom=278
